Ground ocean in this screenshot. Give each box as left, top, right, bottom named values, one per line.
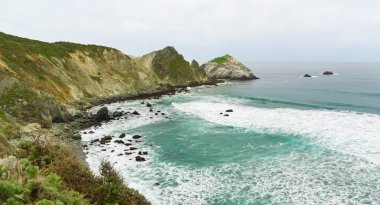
left=81, top=62, right=380, bottom=204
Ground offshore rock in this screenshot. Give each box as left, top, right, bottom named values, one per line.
left=201, top=55, right=258, bottom=80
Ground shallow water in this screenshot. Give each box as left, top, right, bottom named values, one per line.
left=81, top=62, right=380, bottom=204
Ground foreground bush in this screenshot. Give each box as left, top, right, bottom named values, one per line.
left=0, top=139, right=149, bottom=205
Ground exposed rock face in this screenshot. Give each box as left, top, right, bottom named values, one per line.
left=201, top=55, right=258, bottom=80
left=96, top=107, right=110, bottom=121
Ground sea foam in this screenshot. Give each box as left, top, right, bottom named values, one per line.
left=173, top=101, right=380, bottom=164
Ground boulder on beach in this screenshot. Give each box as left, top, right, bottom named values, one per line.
left=119, top=133, right=126, bottom=138
left=135, top=156, right=146, bottom=161
left=132, top=111, right=141, bottom=115
left=226, top=109, right=233, bottom=112
left=96, top=107, right=110, bottom=121
left=133, top=135, right=142, bottom=139
left=114, top=140, right=125, bottom=144
left=323, top=71, right=334, bottom=75
left=303, top=74, right=312, bottom=77
left=113, top=111, right=123, bottom=118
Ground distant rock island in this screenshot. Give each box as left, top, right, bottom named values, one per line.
left=323, top=71, right=334, bottom=75
left=201, top=54, right=259, bottom=80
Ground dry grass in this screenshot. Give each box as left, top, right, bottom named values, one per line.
left=0, top=134, right=14, bottom=157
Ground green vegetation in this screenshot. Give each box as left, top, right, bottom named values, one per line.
left=210, top=54, right=232, bottom=64
left=0, top=139, right=150, bottom=205
left=0, top=32, right=114, bottom=59
left=151, top=46, right=197, bottom=83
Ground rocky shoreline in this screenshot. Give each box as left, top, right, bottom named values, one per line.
left=53, top=80, right=222, bottom=163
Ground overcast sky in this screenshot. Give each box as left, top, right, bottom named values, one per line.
left=1, top=0, right=380, bottom=62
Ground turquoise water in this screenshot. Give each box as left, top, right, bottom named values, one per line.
left=82, top=62, right=380, bottom=204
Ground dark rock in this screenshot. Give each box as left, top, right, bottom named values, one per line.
left=146, top=103, right=152, bottom=107
left=219, top=112, right=223, bottom=115
left=154, top=182, right=160, bottom=186
left=303, top=74, right=312, bottom=77
left=161, top=113, right=165, bottom=115
left=157, top=111, right=161, bottom=113
left=92, top=139, right=100, bottom=143
left=113, top=111, right=123, bottom=118
left=225, top=109, right=233, bottom=112
left=116, top=107, right=122, bottom=110
left=100, top=135, right=112, bottom=144
left=155, top=113, right=158, bottom=115
left=125, top=143, right=132, bottom=146
left=72, top=134, right=82, bottom=140
left=138, top=151, right=148, bottom=155
left=114, top=140, right=125, bottom=144
left=125, top=152, right=132, bottom=155
left=111, top=150, right=115, bottom=152
left=135, top=156, right=146, bottom=162
left=117, top=153, right=123, bottom=156
left=135, top=140, right=142, bottom=143
left=224, top=114, right=229, bottom=117
left=83, top=145, right=88, bottom=148
left=149, top=109, right=153, bottom=112
left=83, top=131, right=87, bottom=134
left=96, top=107, right=110, bottom=121
left=323, top=71, right=334, bottom=75
left=132, top=135, right=142, bottom=139
left=130, top=147, right=137, bottom=150
left=101, top=149, right=106, bottom=151
left=89, top=131, right=95, bottom=134
left=141, top=101, right=145, bottom=104
left=132, top=111, right=141, bottom=115
left=119, top=133, right=126, bottom=138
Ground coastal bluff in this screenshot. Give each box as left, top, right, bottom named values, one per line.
left=0, top=32, right=211, bottom=129
left=201, top=54, right=258, bottom=80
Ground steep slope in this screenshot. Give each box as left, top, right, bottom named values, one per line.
left=0, top=32, right=210, bottom=130
left=201, top=54, right=258, bottom=80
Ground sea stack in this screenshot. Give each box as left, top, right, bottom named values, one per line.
left=201, top=54, right=259, bottom=80
left=323, top=71, right=334, bottom=75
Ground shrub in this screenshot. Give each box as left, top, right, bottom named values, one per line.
left=15, top=139, right=150, bottom=205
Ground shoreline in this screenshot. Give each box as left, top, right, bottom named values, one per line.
left=55, top=80, right=222, bottom=171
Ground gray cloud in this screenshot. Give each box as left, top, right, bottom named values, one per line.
left=1, top=0, right=380, bottom=62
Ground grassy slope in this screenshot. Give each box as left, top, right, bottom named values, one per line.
left=210, top=54, right=232, bottom=64
left=0, top=32, right=209, bottom=127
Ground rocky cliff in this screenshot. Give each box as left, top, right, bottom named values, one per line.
left=201, top=54, right=258, bottom=80
left=0, top=32, right=210, bottom=132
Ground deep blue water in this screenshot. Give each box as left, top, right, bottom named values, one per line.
left=82, top=62, right=380, bottom=205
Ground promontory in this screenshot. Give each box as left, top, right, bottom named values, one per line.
left=201, top=54, right=259, bottom=80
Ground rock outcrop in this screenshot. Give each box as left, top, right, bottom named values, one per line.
left=201, top=55, right=258, bottom=80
